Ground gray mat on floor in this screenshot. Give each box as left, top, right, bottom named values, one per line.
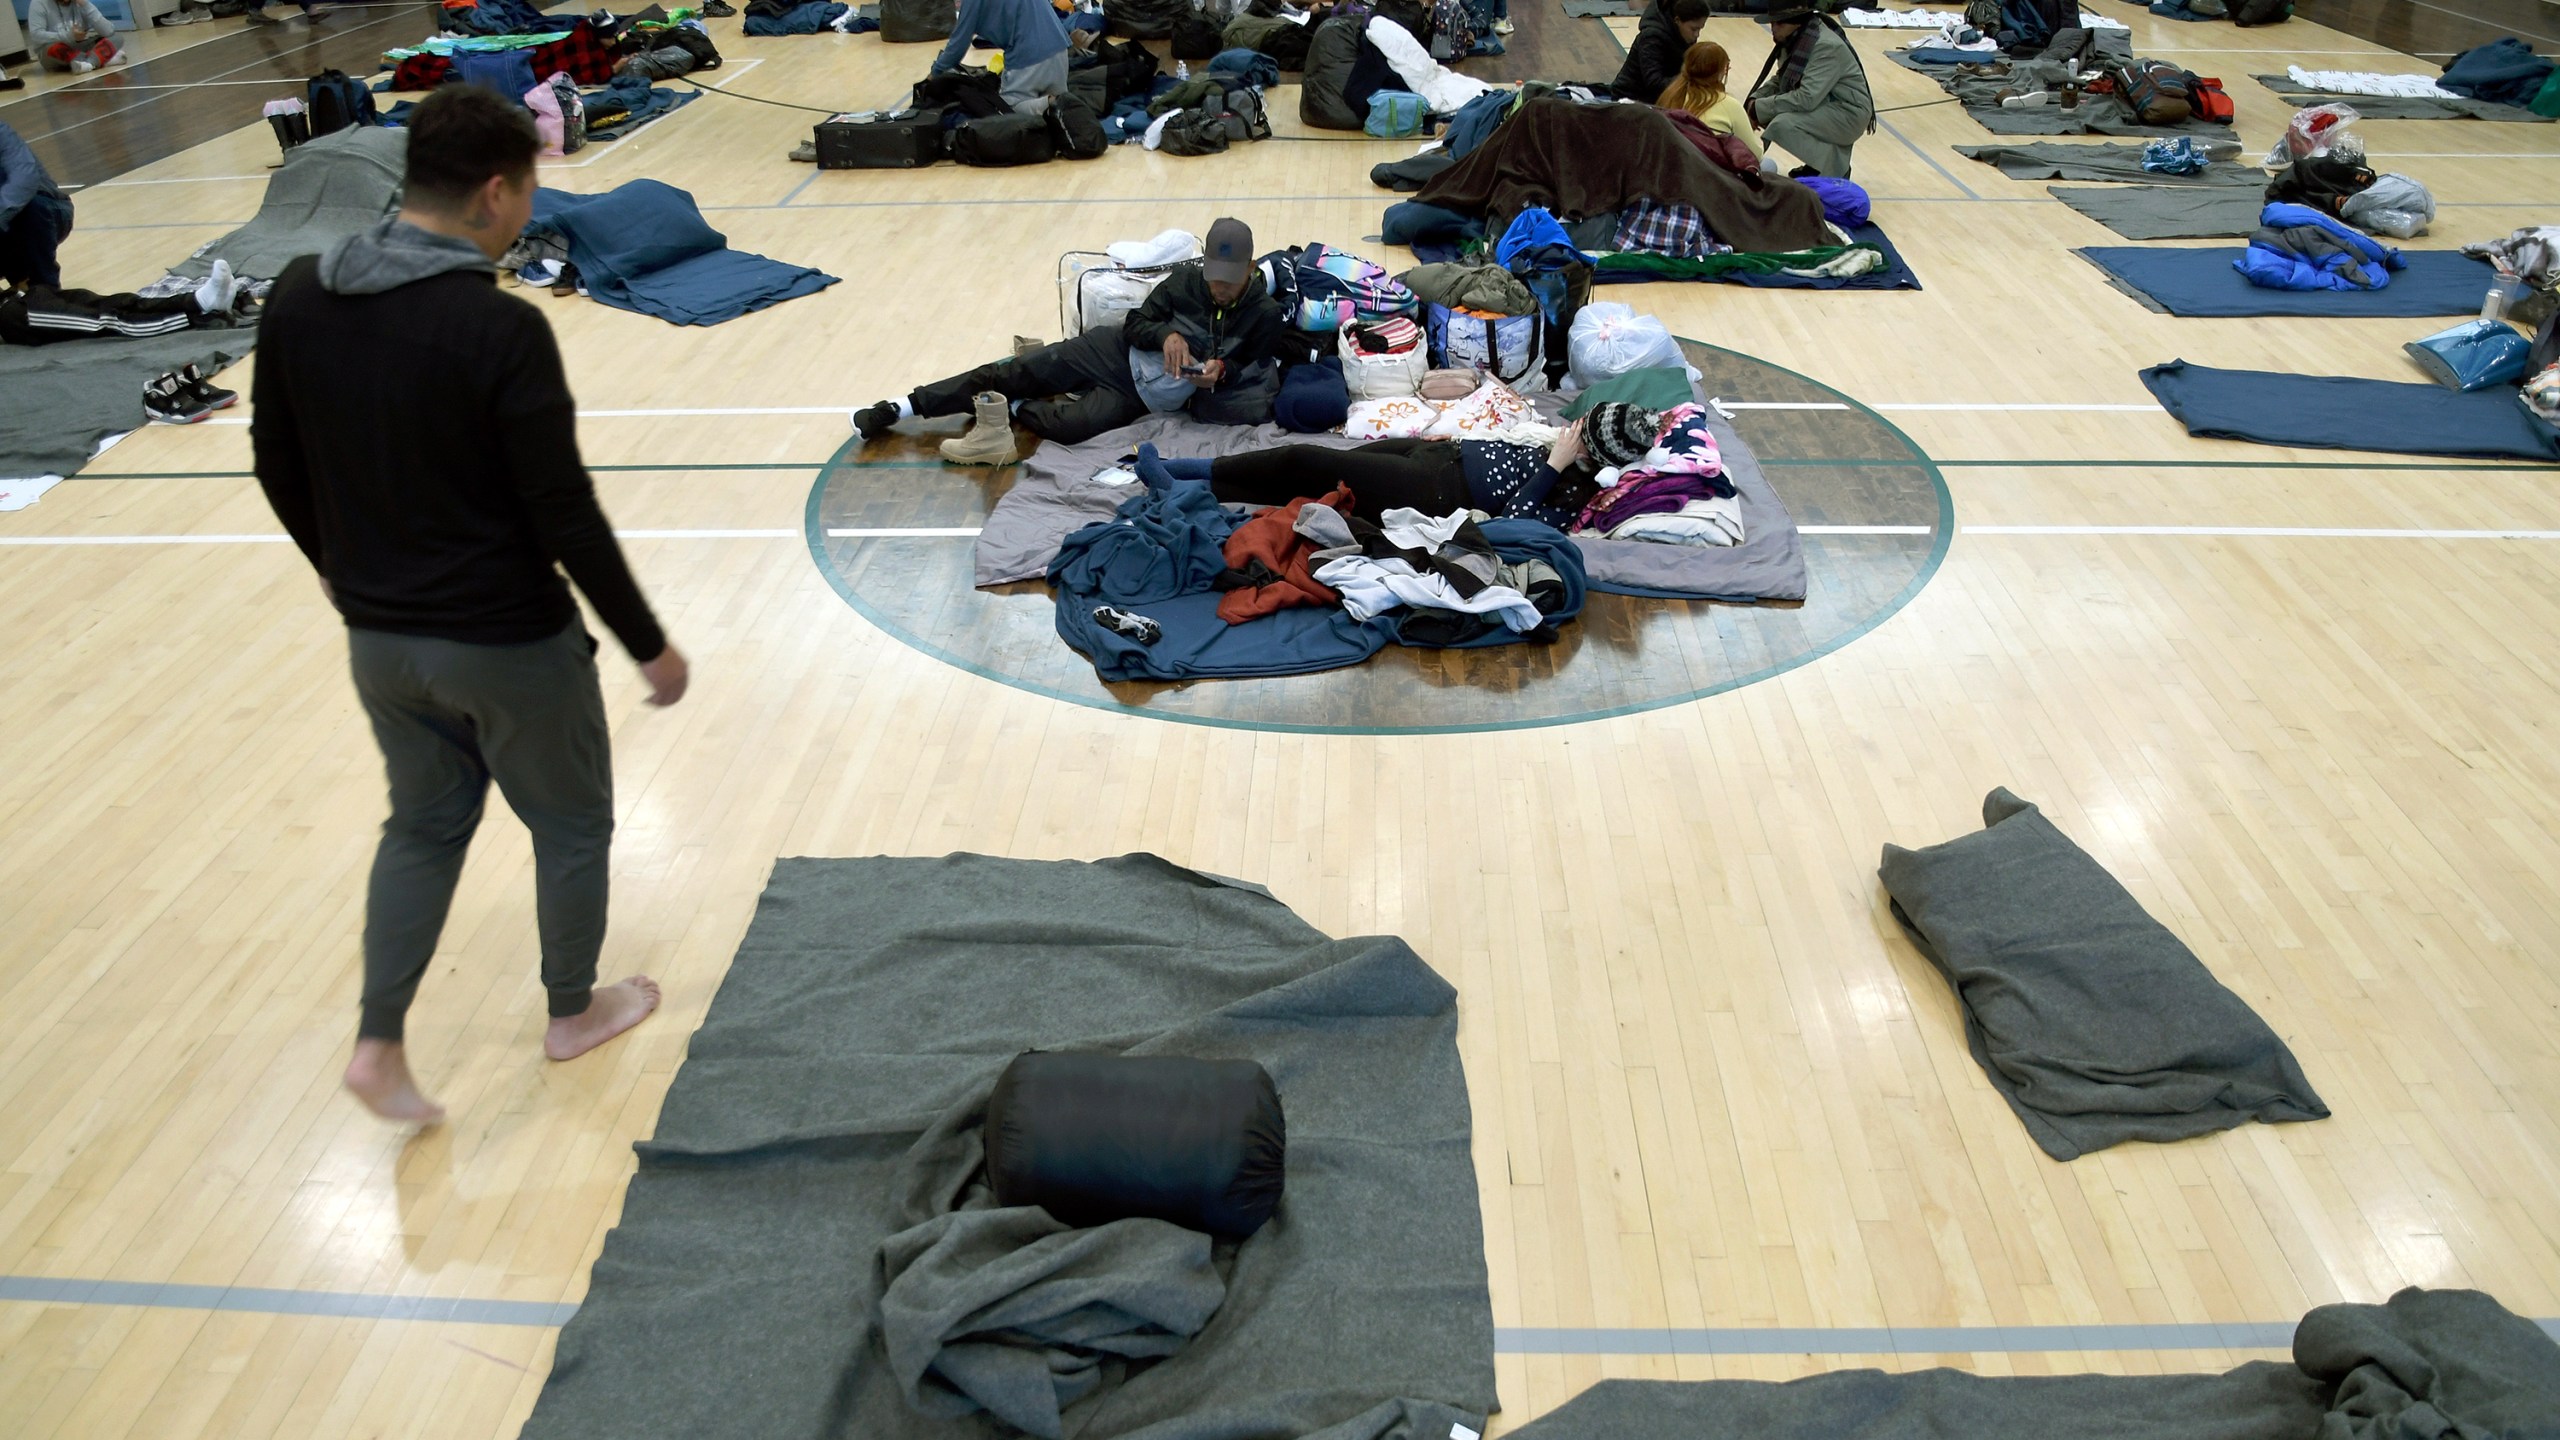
left=520, top=853, right=1498, bottom=1440
left=1561, top=0, right=1642, bottom=14
left=0, top=330, right=248, bottom=482
left=1880, top=788, right=2328, bottom=1160
left=1889, top=52, right=2223, bottom=137
left=1957, top=141, right=2263, bottom=186
left=1501, top=1289, right=2560, bottom=1440
left=2250, top=75, right=2552, bottom=123
left=2052, top=184, right=2267, bottom=239
left=167, top=127, right=406, bottom=283
left=2142, top=359, right=2560, bottom=462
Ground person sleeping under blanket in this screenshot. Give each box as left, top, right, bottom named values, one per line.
left=1, top=260, right=248, bottom=346
left=1746, top=0, right=1875, bottom=178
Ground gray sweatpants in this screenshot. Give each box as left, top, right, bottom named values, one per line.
left=999, top=48, right=1069, bottom=114
left=348, top=621, right=613, bottom=1041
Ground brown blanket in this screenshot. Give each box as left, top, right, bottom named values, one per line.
left=1414, top=98, right=1830, bottom=254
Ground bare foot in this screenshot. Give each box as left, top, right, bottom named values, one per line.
left=544, top=976, right=661, bottom=1061
left=344, top=1039, right=447, bottom=1126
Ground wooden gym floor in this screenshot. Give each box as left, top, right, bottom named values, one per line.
left=4, top=0, right=2560, bottom=1434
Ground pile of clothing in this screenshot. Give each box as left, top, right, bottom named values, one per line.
left=2236, top=201, right=2402, bottom=291
left=741, top=0, right=867, bottom=31
left=1570, top=401, right=1742, bottom=548
left=2438, top=37, right=2559, bottom=112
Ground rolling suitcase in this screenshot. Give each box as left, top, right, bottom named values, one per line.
left=813, top=107, right=948, bottom=168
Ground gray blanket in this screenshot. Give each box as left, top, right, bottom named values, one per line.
left=1957, top=141, right=2263, bottom=186
left=2051, top=184, right=2266, bottom=239
left=1560, top=0, right=1641, bottom=15
left=0, top=331, right=247, bottom=482
left=1502, top=1288, right=2560, bottom=1440
left=2250, top=75, right=2553, bottom=123
left=520, top=853, right=1497, bottom=1440
left=1892, top=52, right=2220, bottom=138
left=972, top=402, right=1808, bottom=602
left=1879, top=788, right=2328, bottom=1160
left=168, top=126, right=407, bottom=282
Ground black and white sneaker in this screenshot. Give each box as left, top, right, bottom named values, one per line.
left=176, top=363, right=239, bottom=411
left=143, top=373, right=217, bottom=425
left=1092, top=606, right=1163, bottom=645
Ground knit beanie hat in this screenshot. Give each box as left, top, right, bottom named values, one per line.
left=1583, top=402, right=1662, bottom=469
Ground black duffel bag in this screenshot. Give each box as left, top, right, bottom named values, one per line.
left=951, top=110, right=1059, bottom=166
left=985, top=1052, right=1287, bottom=1239
left=1049, top=93, right=1108, bottom=159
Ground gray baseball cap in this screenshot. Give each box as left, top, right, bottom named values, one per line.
left=1204, top=217, right=1253, bottom=284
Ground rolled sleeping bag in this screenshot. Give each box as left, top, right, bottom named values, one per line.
left=984, top=1052, right=1286, bottom=1239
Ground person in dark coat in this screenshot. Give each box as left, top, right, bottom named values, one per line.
left=1745, top=0, right=1874, bottom=178
left=1610, top=0, right=1710, bottom=102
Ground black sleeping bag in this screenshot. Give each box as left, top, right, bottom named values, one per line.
left=1299, top=15, right=1368, bottom=129
left=984, top=1051, right=1287, bottom=1239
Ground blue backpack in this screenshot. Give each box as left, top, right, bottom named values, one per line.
left=1364, top=90, right=1426, bottom=138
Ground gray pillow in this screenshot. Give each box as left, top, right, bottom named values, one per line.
left=1880, top=788, right=2329, bottom=1160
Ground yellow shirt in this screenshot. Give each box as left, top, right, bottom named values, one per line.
left=1688, top=93, right=1766, bottom=159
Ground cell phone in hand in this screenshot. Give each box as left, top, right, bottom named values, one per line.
left=1179, top=363, right=1208, bottom=376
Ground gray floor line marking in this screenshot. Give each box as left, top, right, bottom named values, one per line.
left=9, top=1276, right=2555, bottom=1351
left=1880, top=113, right=1979, bottom=200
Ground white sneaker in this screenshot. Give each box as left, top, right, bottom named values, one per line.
left=71, top=58, right=96, bottom=72
left=1492, top=16, right=1513, bottom=33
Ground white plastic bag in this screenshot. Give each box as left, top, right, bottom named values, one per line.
left=1107, top=228, right=1204, bottom=267
left=2340, top=172, right=2434, bottom=240
left=2264, top=102, right=2359, bottom=168
left=1567, top=303, right=1684, bottom=390
left=1339, top=327, right=1427, bottom=401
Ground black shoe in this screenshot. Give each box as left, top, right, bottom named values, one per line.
left=177, top=363, right=239, bottom=411
left=144, top=373, right=216, bottom=425
left=851, top=400, right=901, bottom=440
left=701, top=0, right=733, bottom=13
left=244, top=6, right=280, bottom=20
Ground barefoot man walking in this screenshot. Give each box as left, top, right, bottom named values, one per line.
left=252, top=87, right=684, bottom=1124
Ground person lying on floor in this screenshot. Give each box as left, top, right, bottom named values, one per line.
left=0, top=260, right=244, bottom=346
left=0, top=121, right=74, bottom=291
left=931, top=0, right=1072, bottom=116
left=1133, top=401, right=1690, bottom=529
left=1745, top=0, right=1874, bottom=178
left=853, top=216, right=1285, bottom=464
left=1659, top=40, right=1764, bottom=160
left=1611, top=0, right=1709, bottom=102
left=27, top=0, right=125, bottom=71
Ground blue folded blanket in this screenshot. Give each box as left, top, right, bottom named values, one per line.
left=530, top=181, right=838, bottom=326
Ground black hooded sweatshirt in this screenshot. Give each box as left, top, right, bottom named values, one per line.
left=1118, top=259, right=1285, bottom=371
left=1610, top=0, right=1689, bottom=102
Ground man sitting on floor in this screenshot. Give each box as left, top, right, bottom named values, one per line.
left=1745, top=0, right=1874, bottom=178
left=1610, top=0, right=1709, bottom=103
left=853, top=216, right=1286, bottom=466
left=0, top=121, right=73, bottom=290
left=27, top=0, right=125, bottom=71
left=931, top=0, right=1072, bottom=116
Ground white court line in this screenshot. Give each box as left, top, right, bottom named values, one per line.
left=1871, top=403, right=2161, bottom=412
left=1721, top=402, right=1851, bottom=411
left=1968, top=525, right=2560, bottom=539
left=203, top=402, right=2178, bottom=422
left=0, top=529, right=800, bottom=545
left=1802, top=525, right=1933, bottom=535
left=826, top=527, right=983, bottom=537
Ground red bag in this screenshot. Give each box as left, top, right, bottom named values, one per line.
left=2188, top=76, right=2235, bottom=124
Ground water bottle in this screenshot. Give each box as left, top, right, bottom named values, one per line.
left=1176, top=59, right=1190, bottom=79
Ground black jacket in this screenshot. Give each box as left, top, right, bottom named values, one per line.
left=1609, top=0, right=1687, bottom=102
left=1119, top=260, right=1285, bottom=371
left=253, top=253, right=666, bottom=662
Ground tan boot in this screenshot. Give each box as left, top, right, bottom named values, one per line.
left=938, top=391, right=1021, bottom=467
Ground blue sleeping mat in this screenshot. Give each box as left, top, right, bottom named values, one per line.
left=2081, top=246, right=2496, bottom=318
left=2141, top=360, right=2560, bottom=462
left=531, top=181, right=837, bottom=326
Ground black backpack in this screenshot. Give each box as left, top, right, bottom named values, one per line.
left=1298, top=16, right=1365, bottom=130
left=1048, top=93, right=1108, bottom=158
left=2230, top=0, right=2290, bottom=23
left=912, top=67, right=1008, bottom=117
left=1095, top=37, right=1160, bottom=102
left=952, top=112, right=1059, bottom=165
left=1157, top=107, right=1232, bottom=155
left=1106, top=0, right=1184, bottom=38
left=306, top=70, right=377, bottom=136
left=1172, top=11, right=1223, bottom=58
left=1221, top=84, right=1274, bottom=142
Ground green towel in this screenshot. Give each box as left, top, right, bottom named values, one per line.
left=1560, top=365, right=1694, bottom=419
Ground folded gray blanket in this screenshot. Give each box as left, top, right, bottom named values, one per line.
left=1957, top=141, right=2263, bottom=186
left=1503, top=1288, right=2560, bottom=1440
left=1880, top=788, right=2328, bottom=1159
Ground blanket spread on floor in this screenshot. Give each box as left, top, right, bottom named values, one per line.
left=2141, top=359, right=2560, bottom=461
left=168, top=127, right=406, bottom=282
left=519, top=853, right=1498, bottom=1440
left=0, top=331, right=247, bottom=483
left=2079, top=245, right=2495, bottom=317
left=1880, top=787, right=2328, bottom=1160
left=2052, top=185, right=2266, bottom=239
left=1501, top=1288, right=2560, bottom=1440
left=530, top=180, right=838, bottom=326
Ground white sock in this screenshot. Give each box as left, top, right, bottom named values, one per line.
left=195, top=260, right=236, bottom=316
left=893, top=397, right=914, bottom=420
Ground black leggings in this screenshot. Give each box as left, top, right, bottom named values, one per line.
left=1208, top=439, right=1469, bottom=522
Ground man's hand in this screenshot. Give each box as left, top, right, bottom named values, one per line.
left=1190, top=358, right=1225, bottom=389
left=1162, top=334, right=1194, bottom=375
left=640, top=645, right=690, bottom=707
